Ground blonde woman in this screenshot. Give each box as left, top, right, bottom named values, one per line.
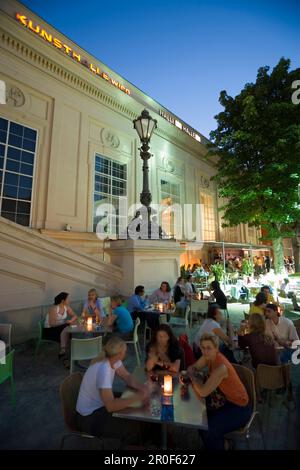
left=82, top=288, right=105, bottom=322
left=76, top=336, right=149, bottom=444
left=238, top=313, right=278, bottom=368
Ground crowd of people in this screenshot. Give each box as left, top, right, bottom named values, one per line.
left=42, top=275, right=299, bottom=450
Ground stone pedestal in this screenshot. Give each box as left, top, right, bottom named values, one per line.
left=105, top=239, right=185, bottom=296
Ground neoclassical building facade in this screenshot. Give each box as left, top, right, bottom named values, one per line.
left=0, top=0, right=270, bottom=340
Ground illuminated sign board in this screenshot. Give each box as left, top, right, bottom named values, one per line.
left=15, top=13, right=131, bottom=96
left=159, top=109, right=201, bottom=142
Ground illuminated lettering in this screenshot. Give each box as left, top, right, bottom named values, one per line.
left=53, top=37, right=62, bottom=49
left=111, top=79, right=119, bottom=87
left=40, top=29, right=52, bottom=43
left=28, top=20, right=40, bottom=34
left=90, top=63, right=97, bottom=73
left=16, top=13, right=27, bottom=26
left=62, top=44, right=72, bottom=55
left=72, top=52, right=81, bottom=62
left=102, top=73, right=109, bottom=81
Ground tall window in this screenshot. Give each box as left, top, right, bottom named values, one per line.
left=0, top=117, right=37, bottom=227
left=200, top=192, right=216, bottom=241
left=160, top=179, right=181, bottom=238
left=93, top=154, right=127, bottom=234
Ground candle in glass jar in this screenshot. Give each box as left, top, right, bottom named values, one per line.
left=158, top=303, right=164, bottom=313
left=87, top=317, right=93, bottom=331
left=163, top=375, right=173, bottom=396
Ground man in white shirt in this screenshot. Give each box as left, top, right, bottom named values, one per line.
left=265, top=303, right=299, bottom=363
left=185, top=274, right=197, bottom=301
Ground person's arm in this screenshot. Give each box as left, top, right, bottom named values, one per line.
left=187, top=355, right=208, bottom=377
left=104, top=313, right=116, bottom=327
left=145, top=346, right=164, bottom=371
left=66, top=307, right=77, bottom=324
left=48, top=307, right=57, bottom=327
left=168, top=359, right=180, bottom=373
left=213, top=327, right=232, bottom=346
left=116, top=365, right=147, bottom=392
left=99, top=388, right=147, bottom=413
left=191, top=364, right=228, bottom=398
left=286, top=322, right=299, bottom=345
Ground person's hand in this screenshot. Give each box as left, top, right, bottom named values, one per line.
left=136, top=388, right=150, bottom=406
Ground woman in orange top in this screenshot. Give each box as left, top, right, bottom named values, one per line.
left=188, top=333, right=251, bottom=450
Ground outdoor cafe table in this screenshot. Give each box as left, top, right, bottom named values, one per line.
left=113, top=367, right=208, bottom=449
left=139, top=307, right=176, bottom=330
left=64, top=324, right=112, bottom=337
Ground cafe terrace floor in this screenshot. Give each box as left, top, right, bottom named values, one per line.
left=0, top=303, right=300, bottom=450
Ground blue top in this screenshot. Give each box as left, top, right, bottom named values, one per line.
left=113, top=306, right=134, bottom=333
left=127, top=294, right=146, bottom=314
left=83, top=298, right=105, bottom=318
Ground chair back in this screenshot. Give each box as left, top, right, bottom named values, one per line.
left=256, top=363, right=291, bottom=391
left=133, top=317, right=141, bottom=343
left=0, top=349, right=14, bottom=384
left=0, top=323, right=12, bottom=351
left=233, top=363, right=256, bottom=411
left=184, top=305, right=191, bottom=324
left=191, top=300, right=208, bottom=314
left=71, top=336, right=102, bottom=362
left=100, top=297, right=111, bottom=316
left=159, top=314, right=168, bottom=325
left=59, top=372, right=83, bottom=431
left=293, top=318, right=300, bottom=339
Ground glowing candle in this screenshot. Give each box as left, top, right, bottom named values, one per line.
left=163, top=375, right=173, bottom=396
left=158, top=303, right=164, bottom=313
left=87, top=317, right=93, bottom=331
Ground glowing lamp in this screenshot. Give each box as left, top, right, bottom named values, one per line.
left=158, top=303, right=164, bottom=312
left=87, top=317, right=93, bottom=331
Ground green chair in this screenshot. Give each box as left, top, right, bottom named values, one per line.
left=0, top=349, right=16, bottom=407
left=70, top=336, right=102, bottom=374
left=34, top=317, right=58, bottom=357
left=125, top=317, right=142, bottom=366
left=122, top=299, right=128, bottom=308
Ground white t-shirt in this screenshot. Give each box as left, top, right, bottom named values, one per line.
left=76, top=359, right=122, bottom=416
left=265, top=317, right=299, bottom=344
left=193, top=318, right=220, bottom=348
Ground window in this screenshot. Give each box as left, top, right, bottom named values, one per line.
left=0, top=117, right=37, bottom=227
left=200, top=192, right=216, bottom=241
left=160, top=179, right=181, bottom=238
left=93, top=154, right=127, bottom=234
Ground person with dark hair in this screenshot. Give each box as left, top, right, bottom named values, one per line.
left=145, top=324, right=182, bottom=372
left=261, top=285, right=278, bottom=305
left=210, top=281, right=227, bottom=310
left=105, top=296, right=133, bottom=339
left=173, top=277, right=186, bottom=304
left=127, top=285, right=147, bottom=316
left=149, top=281, right=172, bottom=304
left=249, top=292, right=267, bottom=316
left=193, top=304, right=235, bottom=362
left=43, top=292, right=77, bottom=358
left=265, top=303, right=299, bottom=363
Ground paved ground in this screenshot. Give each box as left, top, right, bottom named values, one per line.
left=0, top=302, right=300, bottom=450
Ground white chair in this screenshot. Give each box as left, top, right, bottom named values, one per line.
left=190, top=300, right=208, bottom=327
left=159, top=314, right=169, bottom=325
left=0, top=323, right=12, bottom=352
left=168, top=305, right=190, bottom=330
left=126, top=317, right=142, bottom=366
left=70, top=336, right=102, bottom=375
left=143, top=320, right=152, bottom=351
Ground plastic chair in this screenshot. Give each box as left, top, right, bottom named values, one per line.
left=190, top=300, right=208, bottom=327
left=143, top=320, right=152, bottom=351
left=70, top=336, right=102, bottom=375
left=256, top=363, right=296, bottom=409
left=34, top=317, right=58, bottom=357
left=169, top=305, right=191, bottom=329
left=159, top=314, right=169, bottom=325
left=225, top=363, right=265, bottom=449
left=0, top=323, right=12, bottom=352
left=126, top=317, right=142, bottom=366
left=0, top=349, right=16, bottom=407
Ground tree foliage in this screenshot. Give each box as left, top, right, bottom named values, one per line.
left=209, top=58, right=300, bottom=246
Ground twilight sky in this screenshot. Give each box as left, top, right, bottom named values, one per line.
left=21, top=0, right=300, bottom=138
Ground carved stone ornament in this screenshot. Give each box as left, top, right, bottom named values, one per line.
left=101, top=128, right=120, bottom=149
left=6, top=86, right=25, bottom=107
left=162, top=157, right=175, bottom=173
left=200, top=175, right=210, bottom=189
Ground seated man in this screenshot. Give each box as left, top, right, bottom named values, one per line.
left=265, top=303, right=299, bottom=363
left=105, top=296, right=134, bottom=340
left=127, top=285, right=147, bottom=318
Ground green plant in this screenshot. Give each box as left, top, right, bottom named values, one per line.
left=242, top=258, right=254, bottom=276
left=210, top=263, right=225, bottom=282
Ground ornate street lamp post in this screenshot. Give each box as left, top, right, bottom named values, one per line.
left=132, top=109, right=158, bottom=238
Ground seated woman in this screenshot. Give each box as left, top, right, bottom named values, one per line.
left=193, top=304, right=235, bottom=362
left=173, top=277, right=188, bottom=315
left=43, top=292, right=77, bottom=358
left=238, top=313, right=278, bottom=368
left=210, top=281, right=227, bottom=310
left=265, top=303, right=299, bottom=363
left=188, top=333, right=251, bottom=450
left=149, top=281, right=172, bottom=304
left=249, top=292, right=267, bottom=315
left=81, top=288, right=105, bottom=323
left=76, top=336, right=149, bottom=446
left=105, top=296, right=134, bottom=340
left=261, top=285, right=279, bottom=305
left=145, top=324, right=182, bottom=373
